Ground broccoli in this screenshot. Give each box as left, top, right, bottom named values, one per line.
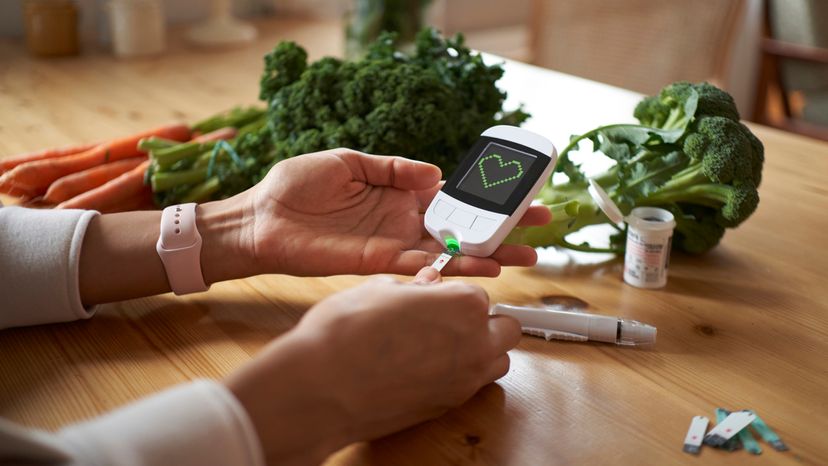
left=148, top=28, right=528, bottom=206
left=509, top=81, right=764, bottom=254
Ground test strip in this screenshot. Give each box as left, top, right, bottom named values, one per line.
left=737, top=422, right=762, bottom=455
left=714, top=408, right=742, bottom=451
left=750, top=412, right=789, bottom=451
left=430, top=252, right=454, bottom=272
left=682, top=416, right=709, bottom=454
left=703, top=410, right=756, bottom=447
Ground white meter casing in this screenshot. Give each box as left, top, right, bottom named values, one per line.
left=424, top=125, right=557, bottom=257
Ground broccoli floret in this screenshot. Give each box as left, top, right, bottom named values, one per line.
left=634, top=81, right=698, bottom=130
left=510, top=81, right=763, bottom=254
left=680, top=116, right=762, bottom=185
left=670, top=205, right=726, bottom=254
left=693, top=82, right=740, bottom=121
left=259, top=41, right=308, bottom=102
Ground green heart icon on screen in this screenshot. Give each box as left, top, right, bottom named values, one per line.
left=478, top=154, right=524, bottom=188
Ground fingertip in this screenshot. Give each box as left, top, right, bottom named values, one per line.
left=399, top=158, right=441, bottom=190
left=412, top=266, right=442, bottom=284
left=517, top=205, right=552, bottom=227
left=489, top=315, right=523, bottom=350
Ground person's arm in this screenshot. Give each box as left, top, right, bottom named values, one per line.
left=0, top=207, right=99, bottom=329
left=77, top=200, right=252, bottom=306
left=2, top=270, right=520, bottom=466
left=78, top=147, right=550, bottom=306
left=0, top=379, right=265, bottom=466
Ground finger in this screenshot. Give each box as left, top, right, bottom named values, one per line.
left=390, top=250, right=502, bottom=277
left=488, top=244, right=538, bottom=267
left=483, top=354, right=512, bottom=384
left=413, top=238, right=445, bottom=253
left=488, top=315, right=522, bottom=354
left=414, top=181, right=445, bottom=211
left=335, top=150, right=442, bottom=191
left=516, top=205, right=552, bottom=227
left=412, top=266, right=442, bottom=284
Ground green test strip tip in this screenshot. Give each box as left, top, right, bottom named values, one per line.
left=737, top=422, right=762, bottom=455
left=445, top=237, right=460, bottom=254
left=750, top=411, right=789, bottom=452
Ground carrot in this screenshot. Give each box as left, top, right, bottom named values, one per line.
left=192, top=126, right=237, bottom=142
left=57, top=160, right=151, bottom=211
left=3, top=123, right=190, bottom=195
left=43, top=157, right=147, bottom=204
left=0, top=178, right=38, bottom=200
left=99, top=189, right=155, bottom=213
left=0, top=142, right=99, bottom=174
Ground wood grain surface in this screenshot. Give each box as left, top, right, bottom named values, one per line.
left=1, top=17, right=826, bottom=466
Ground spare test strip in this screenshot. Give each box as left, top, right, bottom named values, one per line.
left=703, top=410, right=756, bottom=447
left=737, top=423, right=762, bottom=455
left=682, top=416, right=709, bottom=454
left=751, top=412, right=789, bottom=451
left=715, top=408, right=742, bottom=451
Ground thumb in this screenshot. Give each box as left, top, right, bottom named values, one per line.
left=411, top=266, right=442, bottom=285
left=338, top=151, right=442, bottom=190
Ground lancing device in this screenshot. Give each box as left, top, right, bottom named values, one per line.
left=426, top=125, right=557, bottom=270
left=490, top=304, right=657, bottom=346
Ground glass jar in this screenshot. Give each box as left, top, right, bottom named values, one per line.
left=23, top=0, right=80, bottom=57
left=107, top=0, right=166, bottom=58
left=345, top=0, right=431, bottom=59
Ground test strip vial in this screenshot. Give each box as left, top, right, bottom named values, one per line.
left=623, top=207, right=676, bottom=289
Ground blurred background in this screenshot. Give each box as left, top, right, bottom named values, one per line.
left=1, top=0, right=826, bottom=141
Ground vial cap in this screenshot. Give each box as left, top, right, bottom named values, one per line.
left=587, top=179, right=625, bottom=224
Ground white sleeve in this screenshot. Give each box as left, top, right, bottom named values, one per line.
left=0, top=380, right=266, bottom=466
left=0, top=206, right=99, bottom=329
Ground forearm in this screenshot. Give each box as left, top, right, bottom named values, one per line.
left=0, top=380, right=266, bottom=466
left=225, top=331, right=351, bottom=466
left=78, top=199, right=255, bottom=306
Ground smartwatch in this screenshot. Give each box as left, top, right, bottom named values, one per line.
left=156, top=203, right=209, bottom=295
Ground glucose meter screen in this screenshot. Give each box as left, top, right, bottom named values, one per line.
left=456, top=142, right=537, bottom=205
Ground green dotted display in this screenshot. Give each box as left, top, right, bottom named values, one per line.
left=478, top=154, right=524, bottom=189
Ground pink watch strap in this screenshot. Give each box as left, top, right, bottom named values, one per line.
left=156, top=203, right=209, bottom=295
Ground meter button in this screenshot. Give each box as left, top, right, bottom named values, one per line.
left=447, top=209, right=475, bottom=228
left=433, top=200, right=455, bottom=219
left=471, top=216, right=497, bottom=232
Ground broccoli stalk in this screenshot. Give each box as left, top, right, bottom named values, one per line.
left=509, top=81, right=764, bottom=254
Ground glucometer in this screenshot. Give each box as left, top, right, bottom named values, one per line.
left=424, top=125, right=557, bottom=258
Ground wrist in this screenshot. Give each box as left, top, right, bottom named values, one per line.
left=225, top=331, right=352, bottom=466
left=197, top=197, right=258, bottom=285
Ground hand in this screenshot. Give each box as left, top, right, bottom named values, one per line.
left=224, top=271, right=521, bottom=466
left=215, top=148, right=550, bottom=278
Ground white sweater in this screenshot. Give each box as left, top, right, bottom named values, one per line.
left=0, top=206, right=265, bottom=466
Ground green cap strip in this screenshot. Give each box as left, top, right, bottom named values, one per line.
left=444, top=236, right=461, bottom=255
left=737, top=423, right=762, bottom=455
left=750, top=411, right=789, bottom=451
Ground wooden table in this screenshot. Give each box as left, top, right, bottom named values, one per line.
left=1, top=17, right=827, bottom=466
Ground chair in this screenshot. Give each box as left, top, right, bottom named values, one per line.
left=753, top=0, right=828, bottom=141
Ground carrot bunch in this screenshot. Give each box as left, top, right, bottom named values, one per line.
left=0, top=107, right=262, bottom=213
left=0, top=124, right=190, bottom=212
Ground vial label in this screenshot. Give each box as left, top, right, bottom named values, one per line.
left=624, top=228, right=672, bottom=288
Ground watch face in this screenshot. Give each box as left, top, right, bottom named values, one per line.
left=456, top=142, right=537, bottom=206
left=443, top=136, right=551, bottom=216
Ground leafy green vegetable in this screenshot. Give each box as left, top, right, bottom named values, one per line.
left=509, top=81, right=764, bottom=254
left=150, top=28, right=528, bottom=206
